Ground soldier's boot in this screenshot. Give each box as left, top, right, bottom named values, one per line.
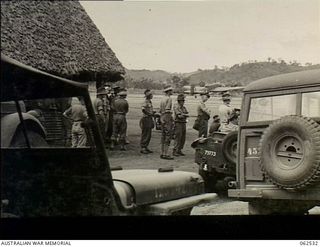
left=125, top=136, right=130, bottom=145
left=163, top=145, right=174, bottom=160
left=177, top=150, right=185, bottom=156
left=110, top=140, right=115, bottom=150
left=140, top=147, right=149, bottom=154
left=120, top=140, right=126, bottom=151
left=172, top=149, right=180, bottom=157
left=146, top=148, right=153, bottom=153
left=160, top=144, right=165, bottom=158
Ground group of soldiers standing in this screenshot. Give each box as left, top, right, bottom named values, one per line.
left=64, top=83, right=239, bottom=159
left=63, top=84, right=129, bottom=149
left=196, top=90, right=240, bottom=138
left=139, top=85, right=239, bottom=160
left=93, top=85, right=129, bottom=150
left=139, top=85, right=189, bottom=160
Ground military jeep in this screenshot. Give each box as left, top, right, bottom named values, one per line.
left=228, top=69, right=320, bottom=214
left=1, top=54, right=216, bottom=217
left=191, top=131, right=237, bottom=193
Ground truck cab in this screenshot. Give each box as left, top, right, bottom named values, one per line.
left=1, top=54, right=216, bottom=217
left=228, top=69, right=320, bottom=214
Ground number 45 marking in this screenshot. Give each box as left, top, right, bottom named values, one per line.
left=247, top=147, right=258, bottom=156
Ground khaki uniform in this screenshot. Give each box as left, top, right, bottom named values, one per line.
left=160, top=95, right=174, bottom=147
left=173, top=103, right=188, bottom=154
left=218, top=103, right=232, bottom=132
left=111, top=97, right=129, bottom=144
left=93, top=97, right=105, bottom=138
left=63, top=104, right=88, bottom=147
left=197, top=101, right=211, bottom=137
left=209, top=122, right=221, bottom=136
left=106, top=95, right=117, bottom=143
left=94, top=96, right=110, bottom=140
left=140, top=99, right=154, bottom=149
left=102, top=96, right=111, bottom=134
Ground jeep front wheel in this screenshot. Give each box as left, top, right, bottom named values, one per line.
left=259, top=116, right=320, bottom=191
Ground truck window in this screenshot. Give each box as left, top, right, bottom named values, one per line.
left=302, top=91, right=320, bottom=118
left=248, top=94, right=297, bottom=122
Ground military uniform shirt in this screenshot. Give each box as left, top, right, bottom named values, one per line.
left=64, top=104, right=87, bottom=122
left=113, top=98, right=129, bottom=114
left=93, top=98, right=104, bottom=115
left=142, top=99, right=153, bottom=117
left=160, top=95, right=172, bottom=114
left=197, top=101, right=211, bottom=118
left=218, top=103, right=232, bottom=124
left=102, top=96, right=110, bottom=114
left=174, top=103, right=188, bottom=123
left=110, top=95, right=119, bottom=111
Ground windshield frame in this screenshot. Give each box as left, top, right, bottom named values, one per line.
left=1, top=54, right=113, bottom=177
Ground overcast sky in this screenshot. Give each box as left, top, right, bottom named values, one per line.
left=81, top=0, right=320, bottom=73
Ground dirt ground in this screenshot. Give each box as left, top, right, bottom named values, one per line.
left=107, top=94, right=242, bottom=172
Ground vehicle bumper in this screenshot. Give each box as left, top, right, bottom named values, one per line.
left=140, top=193, right=217, bottom=215
left=228, top=188, right=320, bottom=201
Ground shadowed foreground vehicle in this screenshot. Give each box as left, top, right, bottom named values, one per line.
left=0, top=54, right=216, bottom=217
left=191, top=131, right=237, bottom=194
left=228, top=69, right=320, bottom=214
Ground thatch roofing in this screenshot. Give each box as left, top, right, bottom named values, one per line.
left=1, top=1, right=125, bottom=83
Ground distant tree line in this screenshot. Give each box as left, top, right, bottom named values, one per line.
left=124, top=58, right=319, bottom=89
left=124, top=76, right=165, bottom=90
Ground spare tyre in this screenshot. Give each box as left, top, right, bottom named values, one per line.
left=259, top=115, right=320, bottom=191
left=221, top=131, right=238, bottom=164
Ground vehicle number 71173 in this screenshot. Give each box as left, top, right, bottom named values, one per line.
left=204, top=150, right=216, bottom=156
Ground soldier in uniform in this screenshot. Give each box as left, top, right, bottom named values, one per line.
left=140, top=89, right=155, bottom=154
left=63, top=97, right=88, bottom=148
left=209, top=115, right=221, bottom=136
left=159, top=85, right=174, bottom=160
left=197, top=91, right=211, bottom=137
left=106, top=85, right=120, bottom=147
left=218, top=91, right=232, bottom=132
left=224, top=108, right=240, bottom=132
left=173, top=94, right=189, bottom=156
left=110, top=90, right=129, bottom=151
left=104, top=86, right=112, bottom=136
left=94, top=87, right=111, bottom=141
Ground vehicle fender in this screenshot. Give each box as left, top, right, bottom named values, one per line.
left=1, top=113, right=46, bottom=147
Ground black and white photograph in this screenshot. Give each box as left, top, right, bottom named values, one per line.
left=1, top=0, right=320, bottom=240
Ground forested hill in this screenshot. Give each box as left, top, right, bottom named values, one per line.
left=124, top=61, right=320, bottom=89
left=125, top=68, right=171, bottom=82
left=187, top=61, right=320, bottom=86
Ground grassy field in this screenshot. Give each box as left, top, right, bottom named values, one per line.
left=107, top=94, right=242, bottom=172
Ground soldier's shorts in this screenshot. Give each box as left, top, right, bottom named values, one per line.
left=161, top=113, right=174, bottom=146
left=112, top=113, right=127, bottom=142
left=71, top=122, right=87, bottom=147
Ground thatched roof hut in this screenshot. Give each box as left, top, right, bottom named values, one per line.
left=1, top=1, right=125, bottom=86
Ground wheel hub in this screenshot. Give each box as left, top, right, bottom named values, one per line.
left=274, top=135, right=304, bottom=168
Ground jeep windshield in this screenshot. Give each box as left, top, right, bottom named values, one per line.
left=248, top=91, right=320, bottom=123
left=1, top=54, right=110, bottom=170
